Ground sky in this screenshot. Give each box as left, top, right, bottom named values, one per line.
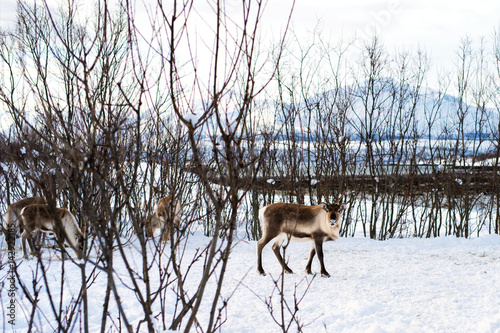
left=262, top=0, right=500, bottom=75
left=2, top=0, right=499, bottom=49
left=0, top=0, right=499, bottom=90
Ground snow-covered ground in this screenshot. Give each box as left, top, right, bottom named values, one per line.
left=225, top=234, right=500, bottom=333
left=2, top=232, right=500, bottom=332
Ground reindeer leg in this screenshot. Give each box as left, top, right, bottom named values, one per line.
left=256, top=234, right=274, bottom=275
left=305, top=245, right=316, bottom=275
left=160, top=227, right=167, bottom=243
left=27, top=231, right=42, bottom=256
left=27, top=234, right=37, bottom=255
left=21, top=230, right=31, bottom=259
left=175, top=216, right=181, bottom=235
left=271, top=238, right=293, bottom=274
left=173, top=216, right=181, bottom=245
left=40, top=232, right=47, bottom=249
left=161, top=221, right=171, bottom=243
left=313, top=237, right=330, bottom=277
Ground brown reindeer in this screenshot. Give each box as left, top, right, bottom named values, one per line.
left=256, top=192, right=346, bottom=277
left=145, top=195, right=181, bottom=242
left=20, top=204, right=84, bottom=259
left=3, top=197, right=46, bottom=250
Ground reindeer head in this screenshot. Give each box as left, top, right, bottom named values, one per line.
left=321, top=190, right=347, bottom=226
left=74, top=233, right=85, bottom=259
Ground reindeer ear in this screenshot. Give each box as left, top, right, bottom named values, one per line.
left=320, top=203, right=329, bottom=212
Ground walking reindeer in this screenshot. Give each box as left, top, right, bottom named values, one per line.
left=257, top=191, right=346, bottom=277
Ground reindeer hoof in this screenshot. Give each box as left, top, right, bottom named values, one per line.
left=257, top=270, right=266, bottom=276
left=321, top=272, right=331, bottom=278
left=284, top=269, right=294, bottom=274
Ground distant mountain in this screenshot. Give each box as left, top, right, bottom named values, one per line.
left=273, top=78, right=498, bottom=141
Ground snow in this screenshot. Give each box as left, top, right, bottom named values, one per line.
left=2, top=233, right=500, bottom=332
left=224, top=235, right=500, bottom=333
left=185, top=110, right=204, bottom=126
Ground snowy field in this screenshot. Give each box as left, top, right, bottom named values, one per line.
left=218, top=235, right=500, bottom=333
left=2, top=232, right=500, bottom=332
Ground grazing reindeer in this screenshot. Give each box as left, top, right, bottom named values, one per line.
left=145, top=195, right=181, bottom=242
left=20, top=204, right=84, bottom=259
left=2, top=197, right=46, bottom=250
left=256, top=192, right=346, bottom=277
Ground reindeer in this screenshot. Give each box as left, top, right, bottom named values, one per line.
left=20, top=204, right=84, bottom=259
left=145, top=195, right=181, bottom=242
left=2, top=197, right=47, bottom=250
left=256, top=192, right=346, bottom=277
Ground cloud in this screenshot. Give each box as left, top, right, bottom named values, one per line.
left=0, top=0, right=17, bottom=29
